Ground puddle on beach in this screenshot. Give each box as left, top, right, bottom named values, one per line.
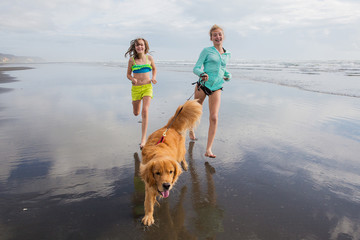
left=1, top=63, right=360, bottom=239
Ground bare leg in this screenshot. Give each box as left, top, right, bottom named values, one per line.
left=205, top=90, right=221, bottom=158
left=189, top=85, right=206, bottom=140
left=132, top=100, right=141, bottom=116
left=140, top=96, right=151, bottom=148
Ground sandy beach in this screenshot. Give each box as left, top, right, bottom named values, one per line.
left=0, top=62, right=359, bottom=239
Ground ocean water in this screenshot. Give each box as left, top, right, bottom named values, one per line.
left=229, top=60, right=360, bottom=98
left=0, top=61, right=360, bottom=239
left=155, top=59, right=360, bottom=98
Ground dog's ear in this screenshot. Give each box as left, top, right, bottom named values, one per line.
left=140, top=161, right=156, bottom=186
left=171, top=160, right=182, bottom=184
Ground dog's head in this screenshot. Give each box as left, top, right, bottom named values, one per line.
left=140, top=158, right=182, bottom=198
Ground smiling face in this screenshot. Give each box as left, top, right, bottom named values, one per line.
left=210, top=29, right=224, bottom=46
left=135, top=39, right=146, bottom=54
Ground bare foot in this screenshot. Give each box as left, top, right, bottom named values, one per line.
left=205, top=150, right=216, bottom=158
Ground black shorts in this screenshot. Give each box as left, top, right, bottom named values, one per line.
left=196, top=82, right=222, bottom=96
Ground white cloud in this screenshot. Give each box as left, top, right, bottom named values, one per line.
left=1, top=0, right=360, bottom=60
left=229, top=0, right=360, bottom=35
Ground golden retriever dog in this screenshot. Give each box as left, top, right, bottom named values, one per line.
left=140, top=99, right=202, bottom=226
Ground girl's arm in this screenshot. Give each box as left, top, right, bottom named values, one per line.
left=127, top=58, right=137, bottom=84
left=149, top=55, right=157, bottom=84
left=193, top=48, right=207, bottom=77
left=224, top=69, right=232, bottom=81
left=223, top=53, right=232, bottom=81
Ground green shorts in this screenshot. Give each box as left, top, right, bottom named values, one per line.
left=131, top=84, right=153, bottom=101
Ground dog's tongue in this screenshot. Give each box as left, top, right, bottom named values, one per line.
left=161, top=190, right=170, bottom=198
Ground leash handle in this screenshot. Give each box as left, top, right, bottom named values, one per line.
left=199, top=72, right=207, bottom=85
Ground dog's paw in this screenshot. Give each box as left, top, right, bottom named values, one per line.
left=142, top=215, right=155, bottom=226
left=181, top=161, right=188, bottom=171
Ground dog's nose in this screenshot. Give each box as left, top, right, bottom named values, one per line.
left=162, top=183, right=170, bottom=190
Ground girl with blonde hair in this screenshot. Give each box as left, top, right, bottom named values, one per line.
left=190, top=25, right=232, bottom=158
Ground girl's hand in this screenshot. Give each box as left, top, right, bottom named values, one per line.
left=151, top=79, right=157, bottom=84
left=132, top=78, right=137, bottom=85
left=201, top=73, right=209, bottom=82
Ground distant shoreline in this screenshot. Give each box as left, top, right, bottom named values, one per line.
left=0, top=67, right=34, bottom=92
left=0, top=66, right=34, bottom=72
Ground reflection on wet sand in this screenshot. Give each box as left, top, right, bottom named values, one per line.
left=330, top=216, right=360, bottom=240
left=132, top=152, right=145, bottom=220
left=131, top=141, right=224, bottom=239
left=188, top=141, right=224, bottom=239
left=0, top=67, right=33, bottom=94
left=144, top=186, right=195, bottom=239
left=2, top=63, right=360, bottom=239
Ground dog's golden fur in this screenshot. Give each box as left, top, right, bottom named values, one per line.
left=140, top=100, right=202, bottom=226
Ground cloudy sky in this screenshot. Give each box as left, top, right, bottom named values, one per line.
left=1, top=0, right=360, bottom=61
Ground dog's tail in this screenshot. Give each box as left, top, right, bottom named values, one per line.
left=165, top=99, right=202, bottom=133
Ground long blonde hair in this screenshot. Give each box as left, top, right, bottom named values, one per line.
left=124, top=38, right=150, bottom=59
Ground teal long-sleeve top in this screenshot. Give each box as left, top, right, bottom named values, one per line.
left=193, top=46, right=231, bottom=91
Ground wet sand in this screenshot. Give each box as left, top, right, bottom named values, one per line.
left=0, top=66, right=33, bottom=93
left=0, top=63, right=359, bottom=239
